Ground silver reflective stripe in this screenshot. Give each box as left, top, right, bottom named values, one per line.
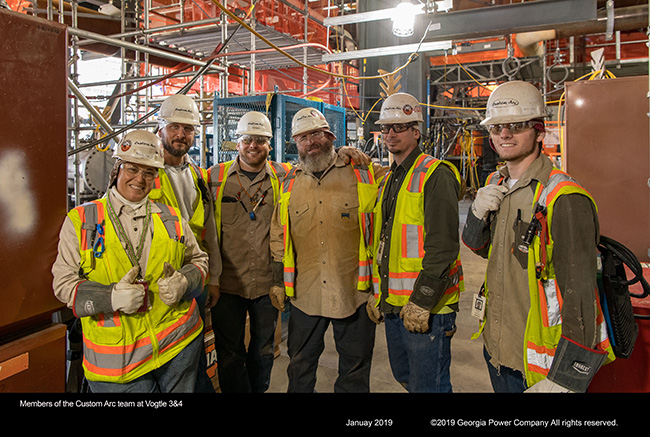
left=407, top=155, right=434, bottom=193
left=404, top=224, right=421, bottom=258
left=153, top=203, right=181, bottom=240
left=537, top=172, right=576, bottom=208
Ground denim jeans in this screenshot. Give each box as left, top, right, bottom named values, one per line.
left=211, top=293, right=278, bottom=393
left=87, top=332, right=203, bottom=393
left=286, top=303, right=376, bottom=393
left=483, top=346, right=528, bottom=393
left=384, top=311, right=456, bottom=393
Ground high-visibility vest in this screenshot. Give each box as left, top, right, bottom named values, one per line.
left=149, top=162, right=210, bottom=251
left=208, top=160, right=291, bottom=240
left=68, top=198, right=203, bottom=384
left=371, top=153, right=464, bottom=312
left=279, top=163, right=378, bottom=296
left=472, top=168, right=616, bottom=387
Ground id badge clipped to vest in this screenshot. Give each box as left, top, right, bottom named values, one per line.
left=471, top=284, right=486, bottom=321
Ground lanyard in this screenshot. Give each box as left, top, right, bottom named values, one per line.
left=106, top=196, right=151, bottom=275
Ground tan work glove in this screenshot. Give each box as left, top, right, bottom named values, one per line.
left=269, top=285, right=287, bottom=311
left=399, top=301, right=430, bottom=333
left=366, top=293, right=383, bottom=324
left=111, top=265, right=146, bottom=314
left=157, top=262, right=189, bottom=306
left=471, top=184, right=509, bottom=220
left=525, top=378, right=573, bottom=393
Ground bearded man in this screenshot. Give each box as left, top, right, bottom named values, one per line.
left=269, top=107, right=386, bottom=392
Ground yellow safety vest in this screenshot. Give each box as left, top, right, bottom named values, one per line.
left=279, top=163, right=378, bottom=296
left=149, top=162, right=210, bottom=251
left=371, top=153, right=464, bottom=313
left=472, top=168, right=616, bottom=387
left=68, top=198, right=203, bottom=384
left=208, top=160, right=291, bottom=240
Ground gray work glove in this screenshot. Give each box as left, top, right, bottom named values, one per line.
left=471, top=184, right=509, bottom=220
left=399, top=301, right=430, bottom=333
left=269, top=285, right=287, bottom=311
left=365, top=293, right=383, bottom=324
left=157, top=262, right=189, bottom=306
left=111, top=265, right=146, bottom=314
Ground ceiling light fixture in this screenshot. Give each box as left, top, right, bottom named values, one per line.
left=392, top=2, right=416, bottom=37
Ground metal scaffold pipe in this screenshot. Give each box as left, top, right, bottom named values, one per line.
left=67, top=26, right=226, bottom=74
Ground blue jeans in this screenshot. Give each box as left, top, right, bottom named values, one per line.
left=286, top=303, right=376, bottom=393
left=384, top=311, right=456, bottom=393
left=87, top=332, right=203, bottom=393
left=211, top=293, right=278, bottom=393
left=483, top=346, right=528, bottom=393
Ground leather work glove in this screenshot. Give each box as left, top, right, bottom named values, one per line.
left=111, top=265, right=146, bottom=314
left=157, top=262, right=189, bottom=306
left=399, top=301, right=431, bottom=333
left=525, top=378, right=573, bottom=393
left=471, top=184, right=509, bottom=220
left=269, top=285, right=287, bottom=311
left=366, top=293, right=383, bottom=324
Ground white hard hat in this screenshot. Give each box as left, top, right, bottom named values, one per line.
left=291, top=107, right=334, bottom=138
left=237, top=111, right=273, bottom=137
left=113, top=130, right=164, bottom=169
left=481, top=81, right=547, bottom=125
left=159, top=94, right=201, bottom=126
left=376, top=92, right=424, bottom=124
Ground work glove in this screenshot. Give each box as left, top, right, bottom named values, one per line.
left=525, top=378, right=573, bottom=393
left=365, top=293, right=383, bottom=324
left=111, top=265, right=146, bottom=314
left=471, top=184, right=509, bottom=220
left=399, top=301, right=430, bottom=333
left=157, top=262, right=189, bottom=306
left=269, top=285, right=287, bottom=311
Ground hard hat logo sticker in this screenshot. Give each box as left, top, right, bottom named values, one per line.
left=402, top=105, right=413, bottom=115
left=121, top=140, right=132, bottom=152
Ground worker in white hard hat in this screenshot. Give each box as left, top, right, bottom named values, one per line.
left=269, top=107, right=387, bottom=392
left=366, top=92, right=464, bottom=393
left=205, top=111, right=291, bottom=393
left=462, top=80, right=615, bottom=393
left=150, top=94, right=221, bottom=392
left=51, top=129, right=210, bottom=393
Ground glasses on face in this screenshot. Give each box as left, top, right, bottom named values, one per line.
left=379, top=122, right=416, bottom=134
left=296, top=130, right=326, bottom=144
left=166, top=123, right=197, bottom=135
left=240, top=135, right=270, bottom=146
left=487, top=121, right=536, bottom=135
left=122, top=164, right=158, bottom=182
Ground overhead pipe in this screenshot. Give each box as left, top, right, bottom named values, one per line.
left=515, top=4, right=649, bottom=56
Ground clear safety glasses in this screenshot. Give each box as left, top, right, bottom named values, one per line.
left=240, top=135, right=270, bottom=146
left=121, top=164, right=158, bottom=182
left=296, top=130, right=326, bottom=144
left=487, top=121, right=537, bottom=135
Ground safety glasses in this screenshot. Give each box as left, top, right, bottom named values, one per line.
left=121, top=164, right=158, bottom=182
left=379, top=122, right=417, bottom=134
left=240, top=135, right=270, bottom=146
left=487, top=121, right=537, bottom=135
left=296, top=130, right=326, bottom=144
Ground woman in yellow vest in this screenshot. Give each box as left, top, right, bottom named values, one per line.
left=51, top=130, right=209, bottom=393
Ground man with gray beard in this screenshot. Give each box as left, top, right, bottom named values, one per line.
left=270, top=108, right=386, bottom=392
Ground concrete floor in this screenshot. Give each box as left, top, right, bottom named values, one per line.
left=266, top=199, right=494, bottom=393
